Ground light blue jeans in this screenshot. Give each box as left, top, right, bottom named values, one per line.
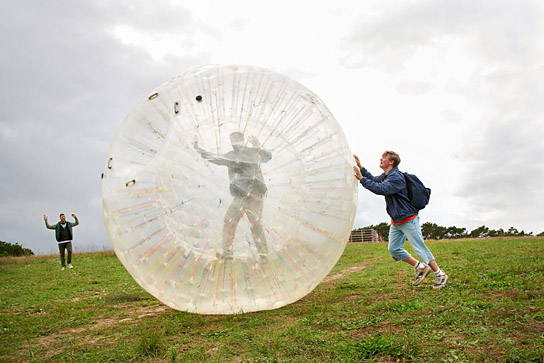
left=388, top=216, right=434, bottom=264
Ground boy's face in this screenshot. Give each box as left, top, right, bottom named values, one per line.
left=379, top=154, right=394, bottom=170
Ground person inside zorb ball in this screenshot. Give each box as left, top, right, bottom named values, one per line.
left=101, top=65, right=357, bottom=314
left=194, top=131, right=271, bottom=263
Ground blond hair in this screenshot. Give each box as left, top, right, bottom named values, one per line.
left=383, top=150, right=401, bottom=167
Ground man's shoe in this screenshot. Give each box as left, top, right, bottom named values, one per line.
left=433, top=274, right=448, bottom=290
left=68, top=264, right=73, bottom=269
left=413, top=265, right=432, bottom=286
left=61, top=266, right=66, bottom=271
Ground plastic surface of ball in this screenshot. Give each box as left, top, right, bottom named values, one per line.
left=101, top=65, right=357, bottom=314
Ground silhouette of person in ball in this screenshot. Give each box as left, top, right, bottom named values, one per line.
left=194, top=132, right=272, bottom=262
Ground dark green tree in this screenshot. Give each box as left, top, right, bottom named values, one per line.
left=0, top=241, right=34, bottom=257
left=421, top=222, right=447, bottom=240
left=445, top=226, right=467, bottom=239
left=506, top=227, right=519, bottom=236
left=469, top=225, right=490, bottom=238
left=488, top=228, right=504, bottom=237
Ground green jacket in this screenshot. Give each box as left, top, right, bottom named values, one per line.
left=45, top=216, right=79, bottom=242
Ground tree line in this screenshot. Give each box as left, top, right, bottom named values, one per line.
left=353, top=222, right=543, bottom=242
left=3, top=221, right=542, bottom=256
left=0, top=241, right=34, bottom=257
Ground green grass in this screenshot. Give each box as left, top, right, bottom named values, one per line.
left=1, top=238, right=543, bottom=362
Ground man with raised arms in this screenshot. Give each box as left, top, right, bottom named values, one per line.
left=44, top=213, right=80, bottom=271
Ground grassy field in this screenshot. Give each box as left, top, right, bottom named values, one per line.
left=1, top=237, right=543, bottom=362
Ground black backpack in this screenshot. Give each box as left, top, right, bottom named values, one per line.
left=402, top=172, right=431, bottom=210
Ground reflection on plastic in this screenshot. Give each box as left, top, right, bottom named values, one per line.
left=101, top=65, right=357, bottom=314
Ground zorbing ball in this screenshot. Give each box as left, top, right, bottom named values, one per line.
left=101, top=65, right=357, bottom=314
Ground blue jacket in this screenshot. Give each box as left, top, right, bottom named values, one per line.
left=359, top=166, right=418, bottom=224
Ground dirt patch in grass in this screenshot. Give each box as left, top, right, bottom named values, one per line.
left=36, top=302, right=170, bottom=357
left=323, top=266, right=367, bottom=283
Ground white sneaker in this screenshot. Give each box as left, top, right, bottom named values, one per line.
left=413, top=265, right=432, bottom=286
left=433, top=274, right=448, bottom=290
left=68, top=264, right=73, bottom=269
left=61, top=266, right=66, bottom=271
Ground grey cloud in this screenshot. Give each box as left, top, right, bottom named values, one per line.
left=340, top=0, right=544, bottom=233
left=341, top=0, right=544, bottom=72
left=455, top=65, right=544, bottom=233
left=0, top=1, right=211, bottom=254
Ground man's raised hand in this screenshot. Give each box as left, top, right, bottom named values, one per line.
left=248, top=136, right=260, bottom=148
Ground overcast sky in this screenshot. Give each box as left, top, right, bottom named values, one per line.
left=1, top=0, right=543, bottom=255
